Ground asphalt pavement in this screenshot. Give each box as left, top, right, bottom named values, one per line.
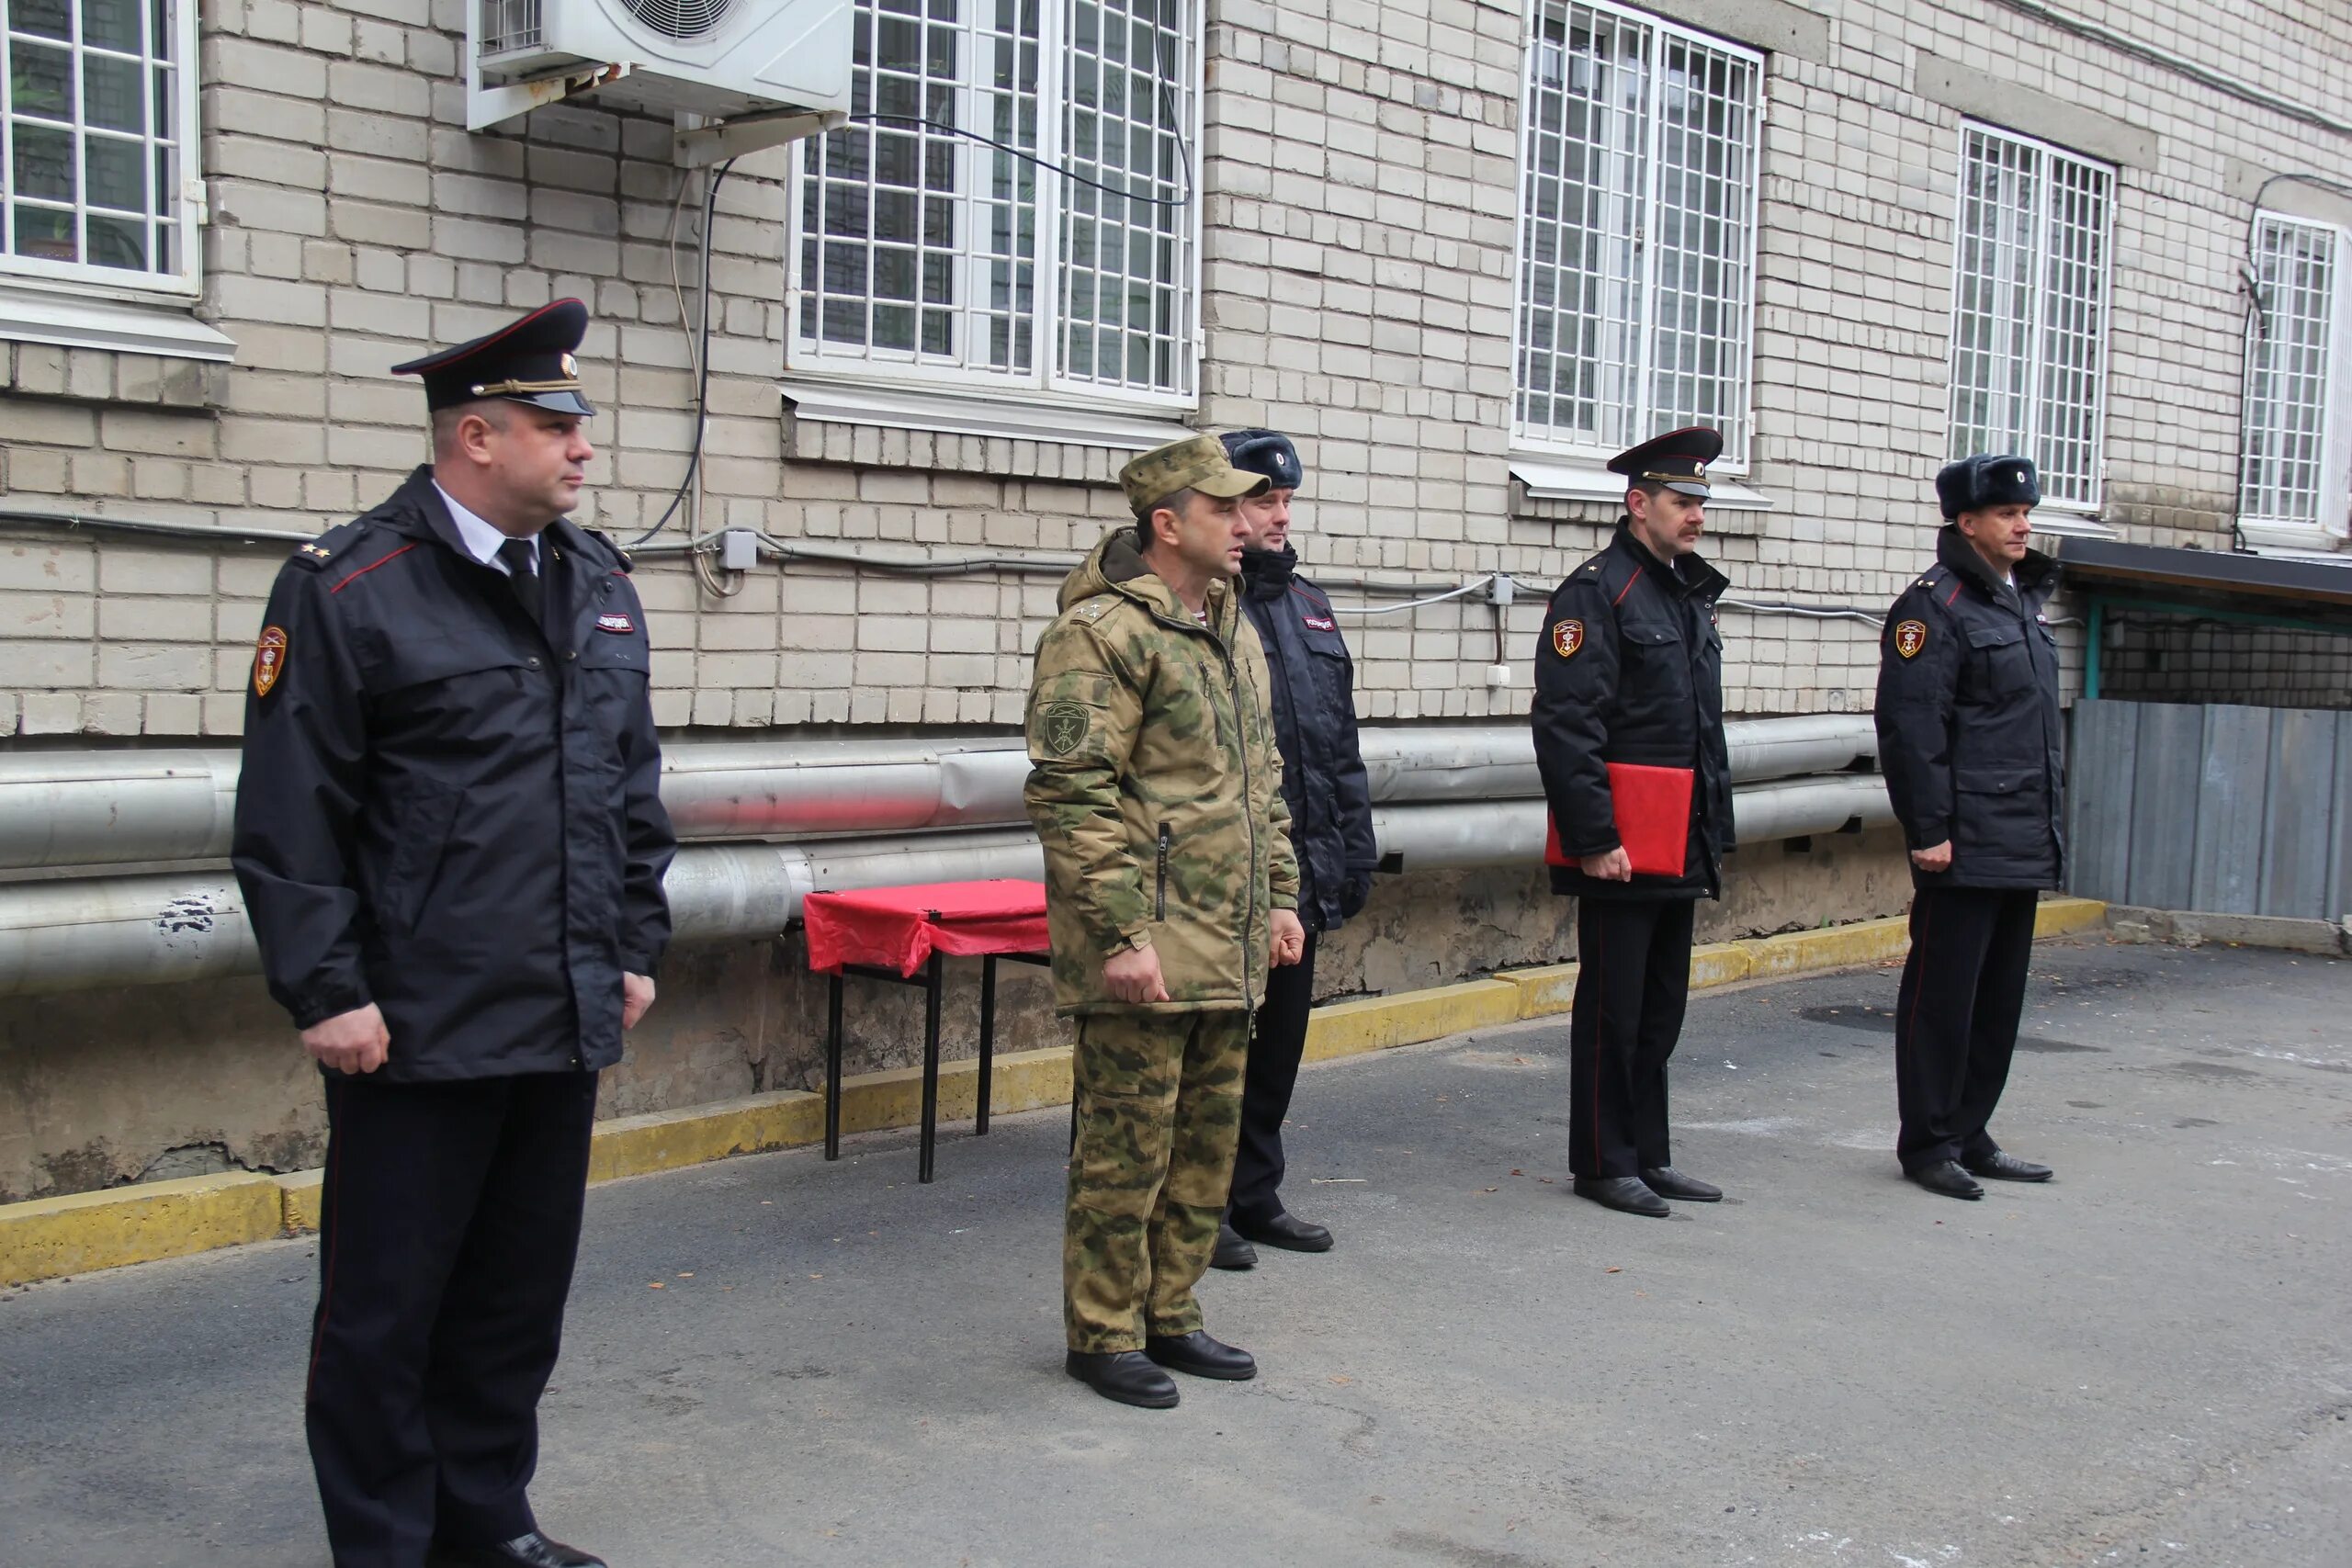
left=3, top=936, right=2346, bottom=1568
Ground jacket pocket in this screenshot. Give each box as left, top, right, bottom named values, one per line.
left=1156, top=822, right=1170, bottom=920
left=379, top=776, right=465, bottom=938
left=1965, top=624, right=2033, bottom=696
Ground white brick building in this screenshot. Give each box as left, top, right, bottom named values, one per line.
left=1, top=0, right=2346, bottom=741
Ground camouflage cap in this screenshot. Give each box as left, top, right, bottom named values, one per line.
left=1118, top=434, right=1269, bottom=515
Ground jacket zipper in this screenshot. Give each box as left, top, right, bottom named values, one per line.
left=1156, top=822, right=1170, bottom=920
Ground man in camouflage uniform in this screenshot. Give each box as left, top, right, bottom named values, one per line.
left=1024, top=434, right=1307, bottom=1410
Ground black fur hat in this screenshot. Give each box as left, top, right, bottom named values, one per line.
left=1936, top=454, right=2040, bottom=519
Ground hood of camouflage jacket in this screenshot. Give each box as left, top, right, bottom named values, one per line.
left=1023, top=527, right=1300, bottom=1016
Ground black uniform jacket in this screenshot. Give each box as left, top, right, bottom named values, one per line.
left=232, top=468, right=676, bottom=1080
left=1533, top=522, right=1734, bottom=902
left=1874, top=525, right=2064, bottom=891
left=1238, top=547, right=1378, bottom=931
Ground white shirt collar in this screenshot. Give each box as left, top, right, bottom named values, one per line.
left=433, top=480, right=537, bottom=575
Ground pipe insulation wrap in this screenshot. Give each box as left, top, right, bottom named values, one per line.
left=0, top=781, right=1890, bottom=998
left=0, top=717, right=1878, bottom=872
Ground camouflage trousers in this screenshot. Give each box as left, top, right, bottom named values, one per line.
left=1064, top=1007, right=1250, bottom=1353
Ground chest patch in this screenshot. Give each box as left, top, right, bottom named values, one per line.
left=1894, top=619, right=1928, bottom=660
left=252, top=626, right=288, bottom=697
left=1552, top=618, right=1585, bottom=660
left=595, top=612, right=636, bottom=635
left=1303, top=613, right=1337, bottom=632
left=1040, top=700, right=1090, bottom=758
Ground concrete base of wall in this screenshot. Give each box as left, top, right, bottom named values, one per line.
left=0, top=891, right=2110, bottom=1288
left=2105, top=906, right=2351, bottom=955
left=0, top=828, right=1920, bottom=1205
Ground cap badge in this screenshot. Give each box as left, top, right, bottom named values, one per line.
left=561, top=352, right=579, bottom=379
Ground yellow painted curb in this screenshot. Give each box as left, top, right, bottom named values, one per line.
left=1494, top=962, right=1577, bottom=1020
left=1303, top=979, right=1522, bottom=1062
left=0, top=900, right=2117, bottom=1287
left=0, top=1171, right=282, bottom=1287
left=2035, top=896, right=2107, bottom=936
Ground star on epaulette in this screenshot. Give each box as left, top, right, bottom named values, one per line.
left=300, top=544, right=332, bottom=559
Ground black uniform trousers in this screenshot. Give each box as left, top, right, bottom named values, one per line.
left=309, top=1069, right=599, bottom=1568
left=1894, top=886, right=2039, bottom=1173
left=1227, top=929, right=1319, bottom=1223
left=1569, top=897, right=1695, bottom=1179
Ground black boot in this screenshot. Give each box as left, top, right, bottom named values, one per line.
left=1572, top=1176, right=1670, bottom=1217
left=1209, top=1221, right=1258, bottom=1270
left=1144, top=1330, right=1258, bottom=1381
left=1065, top=1349, right=1181, bottom=1408
left=1907, top=1159, right=1984, bottom=1200
left=1962, top=1149, right=2052, bottom=1182
left=1230, top=1210, right=1333, bottom=1252
left=1639, top=1166, right=1722, bottom=1201
left=429, top=1533, right=606, bottom=1568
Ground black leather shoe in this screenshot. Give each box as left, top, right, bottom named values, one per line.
left=1640, top=1166, right=1722, bottom=1201
left=1962, top=1150, right=2053, bottom=1182
left=1209, top=1221, right=1258, bottom=1270
left=1572, top=1176, right=1670, bottom=1217
left=1064, top=1349, right=1180, bottom=1408
left=1144, top=1329, right=1258, bottom=1381
left=1230, top=1209, right=1333, bottom=1252
left=429, top=1532, right=606, bottom=1568
left=1907, top=1159, right=1984, bottom=1200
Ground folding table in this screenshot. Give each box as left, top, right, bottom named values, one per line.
left=801, top=879, right=1051, bottom=1183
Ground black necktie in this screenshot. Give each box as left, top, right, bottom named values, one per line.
left=497, top=537, right=543, bottom=627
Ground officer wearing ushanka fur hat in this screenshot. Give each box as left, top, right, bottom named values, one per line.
left=1873, top=453, right=2063, bottom=1202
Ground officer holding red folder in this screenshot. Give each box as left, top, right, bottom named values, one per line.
left=1532, top=428, right=1735, bottom=1219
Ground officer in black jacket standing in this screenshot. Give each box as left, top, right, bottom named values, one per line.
left=1875, top=455, right=2062, bottom=1201
left=232, top=299, right=673, bottom=1568
left=1209, top=429, right=1379, bottom=1270
left=1532, top=428, right=1734, bottom=1220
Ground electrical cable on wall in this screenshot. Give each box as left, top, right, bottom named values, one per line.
left=629, top=156, right=736, bottom=549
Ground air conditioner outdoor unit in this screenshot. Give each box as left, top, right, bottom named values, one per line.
left=477, top=0, right=852, bottom=121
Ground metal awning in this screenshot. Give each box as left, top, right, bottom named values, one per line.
left=2042, top=536, right=2352, bottom=699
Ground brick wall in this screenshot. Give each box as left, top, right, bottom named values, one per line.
left=1, top=0, right=2348, bottom=741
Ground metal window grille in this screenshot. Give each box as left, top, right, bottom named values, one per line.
left=1947, top=125, right=2113, bottom=509
left=1, top=0, right=198, bottom=292
left=2240, top=215, right=2344, bottom=529
left=791, top=0, right=1196, bottom=404
left=1512, top=0, right=1758, bottom=464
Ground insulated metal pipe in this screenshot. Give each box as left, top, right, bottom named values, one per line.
left=0, top=716, right=1878, bottom=872
left=0, top=784, right=1892, bottom=998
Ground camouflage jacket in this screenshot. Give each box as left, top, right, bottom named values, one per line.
left=1023, top=528, right=1300, bottom=1017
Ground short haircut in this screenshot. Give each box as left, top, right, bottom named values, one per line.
left=1627, top=479, right=1670, bottom=504
left=1134, top=486, right=1201, bottom=550
left=430, top=398, right=512, bottom=452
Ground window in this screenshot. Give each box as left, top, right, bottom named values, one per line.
left=790, top=0, right=1199, bottom=409
left=2, top=0, right=198, bottom=294
left=1512, top=0, right=1761, bottom=465
left=1948, top=124, right=2113, bottom=510
left=2240, top=214, right=2352, bottom=540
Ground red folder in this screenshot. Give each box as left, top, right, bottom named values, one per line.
left=1544, top=762, right=1695, bottom=878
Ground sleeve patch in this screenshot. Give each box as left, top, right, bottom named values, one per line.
left=1894, top=619, right=1928, bottom=660
left=253, top=626, right=288, bottom=696
left=1552, top=618, right=1585, bottom=659
left=1038, top=700, right=1091, bottom=756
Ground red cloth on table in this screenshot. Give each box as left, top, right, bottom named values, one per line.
left=802, top=880, right=1050, bottom=978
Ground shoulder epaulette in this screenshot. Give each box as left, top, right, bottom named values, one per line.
left=579, top=526, right=634, bottom=573
left=288, top=520, right=371, bottom=571
left=1069, top=593, right=1123, bottom=625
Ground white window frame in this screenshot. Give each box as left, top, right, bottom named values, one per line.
left=783, top=0, right=1204, bottom=420
left=1945, top=121, right=2115, bottom=516
left=2238, top=211, right=2352, bottom=550
left=1507, top=0, right=1764, bottom=476
left=1, top=0, right=202, bottom=299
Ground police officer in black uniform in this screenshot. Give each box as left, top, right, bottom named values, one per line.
left=1207, top=430, right=1378, bottom=1270
left=1875, top=454, right=2062, bottom=1201
left=232, top=299, right=673, bottom=1568
left=1532, top=428, right=1735, bottom=1219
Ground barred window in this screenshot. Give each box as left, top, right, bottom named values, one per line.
left=791, top=0, right=1198, bottom=407
left=1, top=0, right=198, bottom=291
left=2241, top=214, right=2350, bottom=536
left=1512, top=0, right=1760, bottom=464
left=1948, top=125, right=2113, bottom=510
